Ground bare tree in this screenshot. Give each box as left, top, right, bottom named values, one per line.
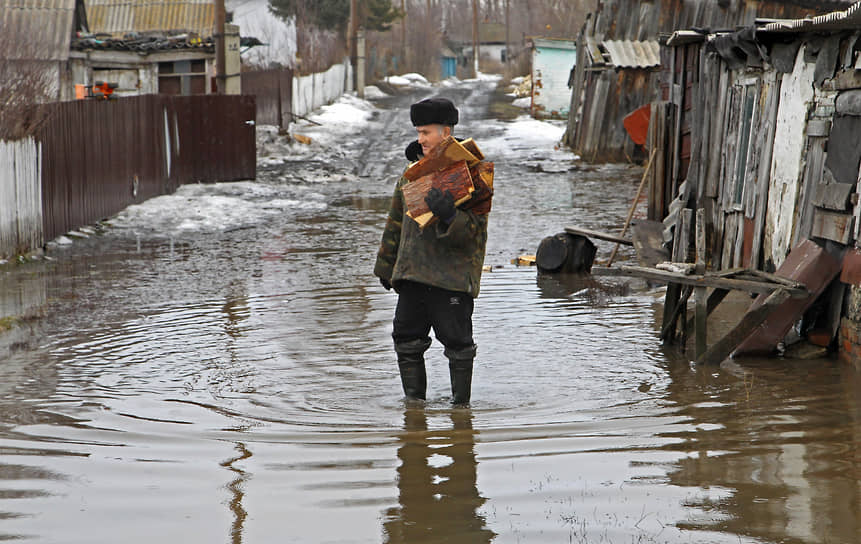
left=0, top=28, right=54, bottom=140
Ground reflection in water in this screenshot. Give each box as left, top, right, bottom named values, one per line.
left=384, top=410, right=495, bottom=544
left=222, top=442, right=252, bottom=544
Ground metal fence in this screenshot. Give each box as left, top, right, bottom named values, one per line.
left=39, top=94, right=256, bottom=242
left=242, top=68, right=293, bottom=129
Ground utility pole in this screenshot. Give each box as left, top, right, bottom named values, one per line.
left=472, top=0, right=479, bottom=77
left=215, top=0, right=226, bottom=94
left=505, top=0, right=510, bottom=71
left=401, top=0, right=407, bottom=71
left=350, top=0, right=358, bottom=89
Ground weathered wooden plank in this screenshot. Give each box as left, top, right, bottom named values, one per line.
left=591, top=265, right=808, bottom=297
left=811, top=208, right=854, bottom=244
left=812, top=182, right=854, bottom=211
left=695, top=208, right=707, bottom=358
left=807, top=119, right=831, bottom=137
left=841, top=247, right=861, bottom=285
left=750, top=73, right=781, bottom=271
left=564, top=226, right=632, bottom=246
left=698, top=288, right=791, bottom=365
left=661, top=285, right=692, bottom=341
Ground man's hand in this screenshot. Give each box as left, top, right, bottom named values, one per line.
left=425, top=188, right=456, bottom=224
left=380, top=277, right=392, bottom=291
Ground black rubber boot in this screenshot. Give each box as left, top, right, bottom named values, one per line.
left=395, top=338, right=431, bottom=401
left=446, top=344, right=476, bottom=406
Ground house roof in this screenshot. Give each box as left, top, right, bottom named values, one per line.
left=85, top=0, right=214, bottom=38
left=602, top=40, right=661, bottom=68
left=0, top=0, right=76, bottom=61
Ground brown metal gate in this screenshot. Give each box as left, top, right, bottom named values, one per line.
left=39, top=94, right=256, bottom=241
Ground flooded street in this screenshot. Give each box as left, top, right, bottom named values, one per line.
left=3, top=77, right=861, bottom=543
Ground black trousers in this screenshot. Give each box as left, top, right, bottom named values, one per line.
left=392, top=281, right=474, bottom=352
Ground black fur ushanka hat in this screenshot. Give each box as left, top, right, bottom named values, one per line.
left=410, top=98, right=459, bottom=127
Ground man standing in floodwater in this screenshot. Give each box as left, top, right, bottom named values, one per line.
left=374, top=97, right=490, bottom=405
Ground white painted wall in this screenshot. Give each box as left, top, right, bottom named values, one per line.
left=0, top=138, right=43, bottom=258
left=292, top=59, right=353, bottom=119
left=765, top=45, right=815, bottom=268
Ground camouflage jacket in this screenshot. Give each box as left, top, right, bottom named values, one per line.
left=374, top=175, right=489, bottom=298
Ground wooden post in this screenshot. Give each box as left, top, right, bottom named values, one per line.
left=662, top=208, right=692, bottom=344
left=695, top=208, right=707, bottom=358
left=698, top=288, right=791, bottom=365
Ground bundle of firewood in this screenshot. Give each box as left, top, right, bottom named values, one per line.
left=401, top=136, right=494, bottom=228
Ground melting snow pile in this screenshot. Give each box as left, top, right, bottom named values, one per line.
left=258, top=93, right=378, bottom=165
left=107, top=182, right=326, bottom=236
left=363, top=85, right=388, bottom=99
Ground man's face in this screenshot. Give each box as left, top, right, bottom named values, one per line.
left=416, top=124, right=451, bottom=156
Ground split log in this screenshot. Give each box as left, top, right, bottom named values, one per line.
left=460, top=138, right=485, bottom=161
left=463, top=161, right=494, bottom=215
left=404, top=136, right=480, bottom=181
left=403, top=160, right=475, bottom=228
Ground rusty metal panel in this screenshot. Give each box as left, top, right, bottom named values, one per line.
left=85, top=0, right=215, bottom=38
left=242, top=68, right=293, bottom=128
left=0, top=0, right=75, bottom=61
left=39, top=94, right=255, bottom=241
left=734, top=239, right=842, bottom=356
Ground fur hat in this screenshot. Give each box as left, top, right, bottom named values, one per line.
left=410, top=98, right=459, bottom=127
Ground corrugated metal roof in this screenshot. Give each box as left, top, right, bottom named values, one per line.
left=761, top=1, right=861, bottom=33
left=0, top=0, right=75, bottom=61
left=85, top=0, right=215, bottom=38
left=602, top=40, right=660, bottom=68
left=532, top=37, right=577, bottom=51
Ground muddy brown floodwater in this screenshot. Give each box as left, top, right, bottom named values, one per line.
left=2, top=78, right=861, bottom=544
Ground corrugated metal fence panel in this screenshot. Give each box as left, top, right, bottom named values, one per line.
left=241, top=68, right=293, bottom=128
left=168, top=94, right=256, bottom=184
left=40, top=94, right=255, bottom=242
left=0, top=138, right=42, bottom=258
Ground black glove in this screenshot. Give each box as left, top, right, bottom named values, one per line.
left=405, top=140, right=423, bottom=162
left=425, top=187, right=456, bottom=223
left=380, top=277, right=392, bottom=291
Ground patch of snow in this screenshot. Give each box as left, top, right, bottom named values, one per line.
left=512, top=97, right=531, bottom=109
left=308, top=94, right=374, bottom=126
left=108, top=182, right=328, bottom=236
left=439, top=77, right=461, bottom=88
left=384, top=75, right=411, bottom=86
left=384, top=73, right=433, bottom=89
left=363, top=85, right=388, bottom=99
left=510, top=76, right=525, bottom=85
left=53, top=236, right=73, bottom=245
left=400, top=72, right=430, bottom=84
left=480, top=115, right=573, bottom=160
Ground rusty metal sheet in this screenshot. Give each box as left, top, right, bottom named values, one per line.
left=242, top=68, right=293, bottom=128
left=840, top=247, right=861, bottom=285
left=85, top=0, right=215, bottom=38
left=734, top=239, right=842, bottom=356
left=0, top=0, right=75, bottom=61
